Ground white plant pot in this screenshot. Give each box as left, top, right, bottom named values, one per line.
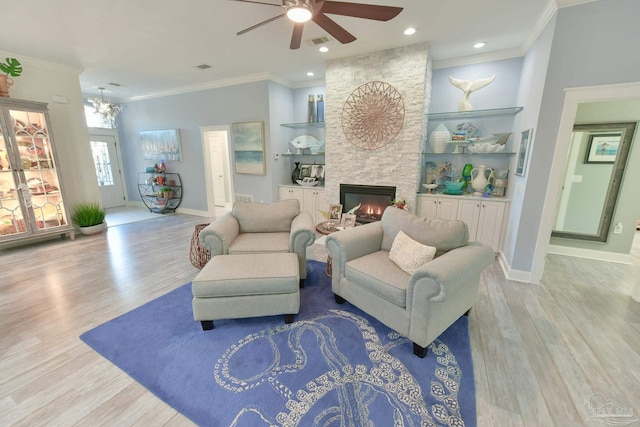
left=79, top=222, right=107, bottom=236
left=429, top=123, right=450, bottom=153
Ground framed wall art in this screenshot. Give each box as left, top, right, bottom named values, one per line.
left=584, top=133, right=621, bottom=164
left=515, top=128, right=533, bottom=177
left=140, top=129, right=182, bottom=161
left=232, top=121, right=265, bottom=175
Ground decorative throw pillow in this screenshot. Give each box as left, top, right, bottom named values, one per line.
left=389, top=230, right=437, bottom=275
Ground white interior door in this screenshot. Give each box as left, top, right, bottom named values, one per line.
left=209, top=133, right=227, bottom=207
left=202, top=126, right=233, bottom=216
left=89, top=133, right=126, bottom=208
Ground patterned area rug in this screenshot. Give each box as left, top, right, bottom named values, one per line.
left=81, top=260, right=476, bottom=426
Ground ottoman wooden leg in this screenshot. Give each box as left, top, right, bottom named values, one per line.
left=201, top=320, right=214, bottom=330
left=284, top=314, right=295, bottom=324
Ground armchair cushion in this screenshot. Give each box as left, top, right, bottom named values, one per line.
left=389, top=230, right=437, bottom=274
left=346, top=251, right=409, bottom=307
left=232, top=199, right=300, bottom=233
left=228, top=232, right=290, bottom=254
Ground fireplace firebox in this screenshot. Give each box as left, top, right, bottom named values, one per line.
left=340, top=184, right=396, bottom=223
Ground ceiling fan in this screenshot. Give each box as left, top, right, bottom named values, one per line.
left=231, top=0, right=403, bottom=49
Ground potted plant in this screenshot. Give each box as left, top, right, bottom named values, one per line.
left=0, top=57, right=22, bottom=97
left=71, top=202, right=107, bottom=236
left=161, top=186, right=173, bottom=199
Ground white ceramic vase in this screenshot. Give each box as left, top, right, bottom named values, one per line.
left=79, top=222, right=107, bottom=236
left=429, top=123, right=450, bottom=153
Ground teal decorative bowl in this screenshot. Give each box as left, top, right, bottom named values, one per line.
left=445, top=181, right=465, bottom=192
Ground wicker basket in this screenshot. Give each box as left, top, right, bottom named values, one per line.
left=189, top=223, right=211, bottom=269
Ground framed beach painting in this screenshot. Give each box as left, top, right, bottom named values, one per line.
left=584, top=133, right=621, bottom=164
left=140, top=129, right=182, bottom=161
left=232, top=121, right=266, bottom=175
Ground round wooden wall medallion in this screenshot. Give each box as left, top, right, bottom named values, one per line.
left=341, top=81, right=405, bottom=150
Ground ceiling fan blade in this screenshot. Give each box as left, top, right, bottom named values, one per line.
left=290, top=22, right=304, bottom=49
left=319, top=1, right=402, bottom=21
left=312, top=12, right=356, bottom=44
left=228, top=0, right=284, bottom=7
left=237, top=13, right=285, bottom=35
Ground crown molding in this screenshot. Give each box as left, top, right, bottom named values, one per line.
left=124, top=72, right=292, bottom=102
left=0, top=49, right=83, bottom=75
left=432, top=48, right=524, bottom=70
left=555, top=0, right=598, bottom=8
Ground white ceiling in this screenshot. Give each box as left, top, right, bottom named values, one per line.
left=0, top=0, right=585, bottom=101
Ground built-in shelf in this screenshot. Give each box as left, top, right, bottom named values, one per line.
left=426, top=107, right=523, bottom=121
left=281, top=152, right=325, bottom=157
left=280, top=122, right=326, bottom=129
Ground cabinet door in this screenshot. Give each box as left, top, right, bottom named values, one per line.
left=278, top=186, right=304, bottom=207
left=477, top=201, right=506, bottom=252
left=417, top=196, right=437, bottom=218
left=457, top=199, right=481, bottom=240
left=303, top=188, right=325, bottom=224
left=436, top=198, right=458, bottom=220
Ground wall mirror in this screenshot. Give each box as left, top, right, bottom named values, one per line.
left=552, top=122, right=636, bottom=242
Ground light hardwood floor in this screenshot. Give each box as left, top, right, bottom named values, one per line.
left=1, top=214, right=639, bottom=426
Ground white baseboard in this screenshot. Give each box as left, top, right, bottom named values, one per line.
left=497, top=251, right=533, bottom=283
left=547, top=244, right=633, bottom=265
left=176, top=207, right=210, bottom=217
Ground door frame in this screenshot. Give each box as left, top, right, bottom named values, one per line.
left=88, top=128, right=128, bottom=204
left=531, top=81, right=640, bottom=284
left=201, top=125, right=234, bottom=216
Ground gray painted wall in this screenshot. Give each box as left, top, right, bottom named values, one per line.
left=510, top=0, right=640, bottom=271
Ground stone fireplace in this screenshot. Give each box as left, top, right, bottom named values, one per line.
left=323, top=43, right=431, bottom=213
left=340, top=184, right=396, bottom=223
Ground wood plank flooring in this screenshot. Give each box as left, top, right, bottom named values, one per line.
left=1, top=213, right=639, bottom=426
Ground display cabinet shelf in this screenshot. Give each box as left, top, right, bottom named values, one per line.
left=280, top=122, right=325, bottom=129
left=426, top=107, right=523, bottom=120
left=138, top=172, right=182, bottom=214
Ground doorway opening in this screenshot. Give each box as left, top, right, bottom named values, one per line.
left=201, top=126, right=233, bottom=216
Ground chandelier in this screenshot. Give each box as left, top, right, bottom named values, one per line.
left=88, top=87, right=126, bottom=128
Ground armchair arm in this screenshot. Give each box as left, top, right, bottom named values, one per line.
left=408, top=242, right=494, bottom=303
left=289, top=211, right=316, bottom=252
left=199, top=212, right=240, bottom=257
left=325, top=222, right=383, bottom=290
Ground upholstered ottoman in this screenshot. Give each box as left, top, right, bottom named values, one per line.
left=192, top=253, right=300, bottom=330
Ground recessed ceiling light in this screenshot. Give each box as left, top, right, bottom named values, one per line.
left=307, top=72, right=314, bottom=77
left=474, top=42, right=487, bottom=49
left=404, top=27, right=416, bottom=36
left=319, top=46, right=329, bottom=53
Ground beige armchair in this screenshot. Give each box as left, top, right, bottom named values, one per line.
left=326, top=207, right=494, bottom=357
left=199, top=199, right=316, bottom=282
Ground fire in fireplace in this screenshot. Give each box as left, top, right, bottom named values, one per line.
left=340, top=184, right=396, bottom=223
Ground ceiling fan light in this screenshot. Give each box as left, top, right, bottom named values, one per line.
left=287, top=6, right=312, bottom=23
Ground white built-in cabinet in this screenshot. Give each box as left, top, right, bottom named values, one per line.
left=417, top=194, right=508, bottom=252
left=278, top=185, right=326, bottom=225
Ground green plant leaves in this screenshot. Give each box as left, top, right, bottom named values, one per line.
left=0, top=58, right=22, bottom=77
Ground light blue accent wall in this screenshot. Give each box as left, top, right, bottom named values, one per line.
left=430, top=58, right=522, bottom=113
left=117, top=81, right=274, bottom=211
left=510, top=0, right=640, bottom=270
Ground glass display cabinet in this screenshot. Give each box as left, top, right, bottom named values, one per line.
left=0, top=98, right=73, bottom=244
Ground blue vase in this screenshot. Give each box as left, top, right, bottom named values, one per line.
left=317, top=95, right=324, bottom=122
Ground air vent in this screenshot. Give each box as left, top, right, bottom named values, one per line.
left=196, top=64, right=212, bottom=70
left=109, top=82, right=123, bottom=87
left=308, top=36, right=331, bottom=45
left=234, top=193, right=254, bottom=203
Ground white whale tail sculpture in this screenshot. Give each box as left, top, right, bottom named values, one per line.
left=448, top=74, right=496, bottom=111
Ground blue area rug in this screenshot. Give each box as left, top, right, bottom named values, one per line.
left=81, top=260, right=476, bottom=426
